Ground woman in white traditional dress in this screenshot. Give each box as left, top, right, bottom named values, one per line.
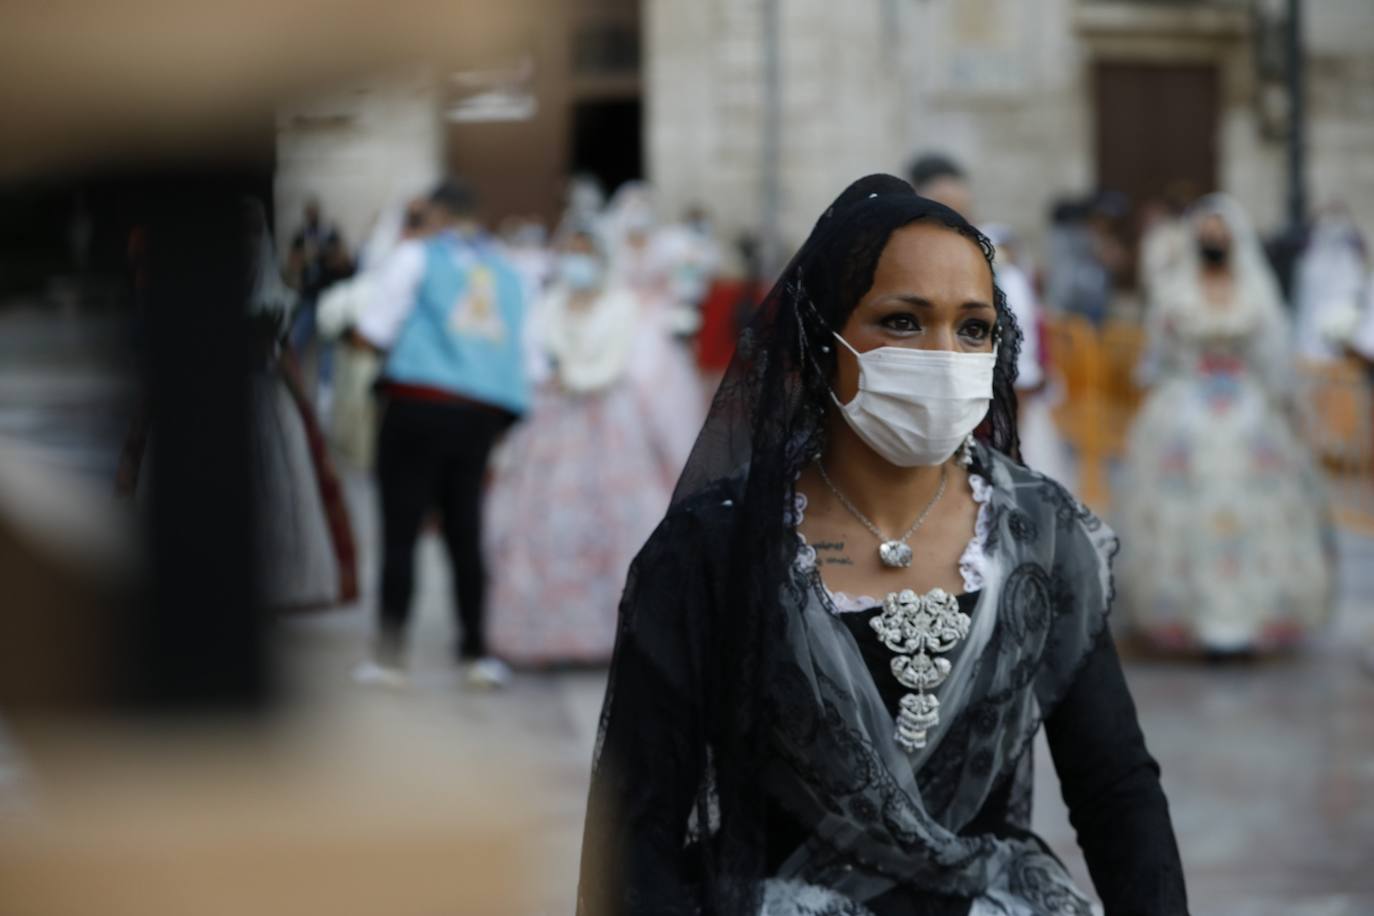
left=483, top=229, right=677, bottom=666
left=1119, top=194, right=1333, bottom=656
left=1293, top=207, right=1368, bottom=362
left=1289, top=208, right=1372, bottom=466
left=601, top=182, right=705, bottom=471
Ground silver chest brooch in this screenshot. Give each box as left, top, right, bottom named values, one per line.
left=869, top=587, right=971, bottom=752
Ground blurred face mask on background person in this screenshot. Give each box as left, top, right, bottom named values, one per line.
left=830, top=331, right=996, bottom=467
left=1197, top=239, right=1229, bottom=267
left=559, top=253, right=603, bottom=293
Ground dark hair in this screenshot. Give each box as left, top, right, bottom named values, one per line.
left=428, top=178, right=477, bottom=218
left=907, top=152, right=967, bottom=191
left=403, top=201, right=427, bottom=230
left=1049, top=196, right=1087, bottom=224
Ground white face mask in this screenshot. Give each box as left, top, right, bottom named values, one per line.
left=831, top=333, right=996, bottom=467
left=558, top=252, right=603, bottom=292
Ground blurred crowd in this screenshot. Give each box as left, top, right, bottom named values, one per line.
left=107, top=152, right=1374, bottom=681
left=185, top=175, right=761, bottom=683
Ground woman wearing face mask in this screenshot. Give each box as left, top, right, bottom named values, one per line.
left=482, top=229, right=679, bottom=667
left=579, top=176, right=1186, bottom=916
left=602, top=182, right=708, bottom=470
left=1121, top=194, right=1333, bottom=658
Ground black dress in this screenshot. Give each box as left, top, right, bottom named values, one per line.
left=582, top=470, right=1190, bottom=916
left=764, top=593, right=1185, bottom=915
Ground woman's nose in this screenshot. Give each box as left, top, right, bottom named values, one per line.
left=916, top=328, right=959, bottom=352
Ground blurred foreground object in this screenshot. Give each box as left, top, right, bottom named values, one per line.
left=0, top=0, right=527, bottom=179
left=0, top=437, right=138, bottom=709
left=0, top=718, right=532, bottom=916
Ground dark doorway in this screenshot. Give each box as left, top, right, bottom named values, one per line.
left=1095, top=61, right=1219, bottom=287
left=570, top=98, right=643, bottom=198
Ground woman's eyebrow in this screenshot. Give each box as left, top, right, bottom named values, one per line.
left=881, top=294, right=934, bottom=308
left=876, top=294, right=994, bottom=312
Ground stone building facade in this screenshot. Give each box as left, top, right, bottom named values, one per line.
left=274, top=70, right=444, bottom=259
left=274, top=0, right=1374, bottom=269
left=648, top=0, right=1374, bottom=266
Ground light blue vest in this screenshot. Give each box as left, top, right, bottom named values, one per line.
left=383, top=233, right=530, bottom=416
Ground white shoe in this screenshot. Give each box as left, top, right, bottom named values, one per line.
left=463, top=657, right=511, bottom=690
left=351, top=659, right=410, bottom=689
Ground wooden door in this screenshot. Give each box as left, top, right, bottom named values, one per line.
left=1094, top=61, right=1219, bottom=287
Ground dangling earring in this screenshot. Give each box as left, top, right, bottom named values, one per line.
left=958, top=434, right=975, bottom=468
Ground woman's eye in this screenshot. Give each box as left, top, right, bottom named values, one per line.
left=881, top=313, right=920, bottom=333
left=960, top=320, right=992, bottom=341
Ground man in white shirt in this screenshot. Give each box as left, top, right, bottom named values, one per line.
left=350, top=180, right=530, bottom=691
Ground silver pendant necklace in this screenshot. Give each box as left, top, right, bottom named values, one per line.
left=814, top=460, right=948, bottom=568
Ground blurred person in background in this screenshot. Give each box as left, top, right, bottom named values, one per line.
left=654, top=204, right=723, bottom=337
left=580, top=175, right=1185, bottom=916
left=115, top=199, right=359, bottom=611
left=1044, top=195, right=1118, bottom=327
left=316, top=196, right=432, bottom=469
left=286, top=196, right=354, bottom=414
left=350, top=179, right=529, bottom=690
left=696, top=232, right=769, bottom=399
left=243, top=198, right=359, bottom=611
left=1344, top=262, right=1374, bottom=680
left=498, top=215, right=554, bottom=302
left=1086, top=191, right=1129, bottom=311
left=1345, top=244, right=1374, bottom=367
left=1289, top=205, right=1371, bottom=469
left=1137, top=193, right=1191, bottom=312
left=1120, top=194, right=1333, bottom=658
left=984, top=223, right=1071, bottom=488
left=555, top=173, right=608, bottom=245
left=603, top=181, right=664, bottom=294
left=1292, top=203, right=1368, bottom=362
left=603, top=182, right=706, bottom=473
left=356, top=196, right=432, bottom=274
left=495, top=215, right=557, bottom=390
left=483, top=227, right=674, bottom=667
left=907, top=151, right=974, bottom=220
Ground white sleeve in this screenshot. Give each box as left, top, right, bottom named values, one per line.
left=522, top=292, right=554, bottom=386
left=356, top=241, right=426, bottom=349
left=1351, top=271, right=1374, bottom=361
left=1000, top=266, right=1043, bottom=389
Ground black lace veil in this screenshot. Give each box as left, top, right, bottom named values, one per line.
left=579, top=175, right=1027, bottom=915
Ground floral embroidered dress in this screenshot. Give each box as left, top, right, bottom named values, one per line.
left=484, top=285, right=679, bottom=666
left=1119, top=196, right=1333, bottom=653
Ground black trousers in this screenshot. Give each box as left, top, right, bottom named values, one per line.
left=375, top=397, right=508, bottom=659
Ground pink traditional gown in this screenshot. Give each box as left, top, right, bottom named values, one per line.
left=483, top=285, right=681, bottom=666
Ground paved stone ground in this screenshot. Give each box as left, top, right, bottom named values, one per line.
left=4, top=306, right=1373, bottom=914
